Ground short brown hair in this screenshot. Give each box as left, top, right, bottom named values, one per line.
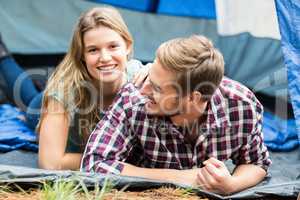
left=156, top=35, right=224, bottom=101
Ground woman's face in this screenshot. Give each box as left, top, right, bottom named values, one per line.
left=83, top=26, right=130, bottom=84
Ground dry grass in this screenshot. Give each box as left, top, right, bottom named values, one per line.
left=0, top=187, right=207, bottom=200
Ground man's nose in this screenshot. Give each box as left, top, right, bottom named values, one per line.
left=140, top=78, right=152, bottom=96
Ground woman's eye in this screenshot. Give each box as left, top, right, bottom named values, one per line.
left=110, top=44, right=120, bottom=49
left=88, top=48, right=97, bottom=53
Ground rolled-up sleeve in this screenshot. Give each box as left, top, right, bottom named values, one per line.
left=234, top=109, right=272, bottom=171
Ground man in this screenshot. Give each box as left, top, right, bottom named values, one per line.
left=81, top=35, right=271, bottom=195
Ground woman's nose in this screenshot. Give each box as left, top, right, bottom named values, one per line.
left=98, top=49, right=112, bottom=62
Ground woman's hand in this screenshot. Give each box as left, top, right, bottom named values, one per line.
left=132, top=63, right=151, bottom=88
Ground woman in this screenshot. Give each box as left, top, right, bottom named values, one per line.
left=0, top=6, right=147, bottom=170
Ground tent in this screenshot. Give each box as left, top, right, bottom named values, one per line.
left=0, top=0, right=299, bottom=199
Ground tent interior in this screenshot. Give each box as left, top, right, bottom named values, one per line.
left=0, top=0, right=299, bottom=199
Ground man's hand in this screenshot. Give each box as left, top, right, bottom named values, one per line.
left=196, top=157, right=235, bottom=195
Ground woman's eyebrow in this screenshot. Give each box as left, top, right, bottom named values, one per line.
left=85, top=45, right=97, bottom=49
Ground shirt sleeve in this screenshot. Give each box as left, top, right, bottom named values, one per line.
left=233, top=107, right=272, bottom=171
left=47, top=89, right=76, bottom=122
left=80, top=96, right=135, bottom=175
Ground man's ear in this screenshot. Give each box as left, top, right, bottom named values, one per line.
left=190, top=91, right=202, bottom=104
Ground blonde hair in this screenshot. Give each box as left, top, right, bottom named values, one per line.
left=156, top=35, right=224, bottom=101
left=37, top=7, right=133, bottom=139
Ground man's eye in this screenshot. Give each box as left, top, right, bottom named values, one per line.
left=151, top=84, right=161, bottom=93
left=154, top=88, right=161, bottom=93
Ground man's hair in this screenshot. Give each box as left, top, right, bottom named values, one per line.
left=156, top=35, right=224, bottom=101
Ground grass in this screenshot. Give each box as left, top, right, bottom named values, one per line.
left=40, top=176, right=114, bottom=200
left=76, top=176, right=114, bottom=200
left=41, top=180, right=80, bottom=200
left=0, top=184, right=11, bottom=196
left=0, top=177, right=205, bottom=200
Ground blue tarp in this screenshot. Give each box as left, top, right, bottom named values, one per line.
left=275, top=0, right=300, bottom=149
left=0, top=104, right=38, bottom=152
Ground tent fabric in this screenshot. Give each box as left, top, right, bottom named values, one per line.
left=0, top=149, right=299, bottom=199
left=214, top=0, right=287, bottom=99
left=0, top=104, right=38, bottom=152
left=0, top=0, right=218, bottom=58
left=157, top=0, right=216, bottom=19
left=275, top=0, right=300, bottom=148
left=0, top=0, right=287, bottom=99
left=215, top=0, right=281, bottom=40
left=263, top=111, right=298, bottom=151
left=89, top=0, right=158, bottom=12
left=217, top=33, right=286, bottom=98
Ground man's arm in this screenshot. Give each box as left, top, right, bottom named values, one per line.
left=231, top=163, right=266, bottom=192
left=81, top=116, right=132, bottom=174
left=80, top=87, right=200, bottom=185
left=81, top=114, right=200, bottom=186
left=80, top=91, right=136, bottom=174
left=120, top=162, right=199, bottom=186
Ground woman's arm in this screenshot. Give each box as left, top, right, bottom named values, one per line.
left=38, top=99, right=81, bottom=170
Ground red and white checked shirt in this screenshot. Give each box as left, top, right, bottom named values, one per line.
left=81, top=77, right=271, bottom=174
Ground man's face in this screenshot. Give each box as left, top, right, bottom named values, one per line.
left=140, top=59, right=184, bottom=116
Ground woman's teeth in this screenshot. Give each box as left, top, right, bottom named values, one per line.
left=97, top=65, right=116, bottom=71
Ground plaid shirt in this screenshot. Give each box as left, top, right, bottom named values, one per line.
left=81, top=77, right=271, bottom=174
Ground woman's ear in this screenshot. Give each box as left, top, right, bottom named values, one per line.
left=126, top=43, right=132, bottom=57
left=81, top=58, right=86, bottom=66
